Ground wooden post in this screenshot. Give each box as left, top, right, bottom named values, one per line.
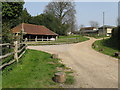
left=56, top=36, right=58, bottom=40
left=29, top=35, right=30, bottom=41
left=25, top=38, right=28, bottom=49
left=14, top=41, right=18, bottom=62
left=35, top=36, right=37, bottom=42
left=52, top=54, right=58, bottom=59
left=47, top=36, right=48, bottom=41
left=42, top=36, right=43, bottom=41
left=54, top=72, right=66, bottom=83
left=25, top=38, right=28, bottom=42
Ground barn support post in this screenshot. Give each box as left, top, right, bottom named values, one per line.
left=14, top=41, right=18, bottom=62
left=56, top=36, right=58, bottom=40
left=25, top=38, right=28, bottom=49
left=35, top=36, right=38, bottom=42
left=29, top=35, right=31, bottom=41
left=42, top=36, right=43, bottom=41
left=47, top=36, right=48, bottom=41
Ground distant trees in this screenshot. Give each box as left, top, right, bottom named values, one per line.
left=44, top=1, right=76, bottom=35
left=79, top=24, right=84, bottom=30
left=29, top=13, right=59, bottom=34
left=2, top=22, right=13, bottom=43
left=0, top=3, right=1, bottom=24
left=111, top=17, right=120, bottom=50
left=29, top=1, right=76, bottom=35
left=2, top=2, right=24, bottom=43
left=111, top=26, right=120, bottom=50
left=20, top=8, right=31, bottom=23
left=89, top=21, right=99, bottom=28
left=11, top=8, right=31, bottom=28
left=112, top=17, right=120, bottom=40
left=2, top=1, right=77, bottom=43
left=2, top=2, right=24, bottom=22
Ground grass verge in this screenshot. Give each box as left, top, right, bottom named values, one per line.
left=65, top=75, right=74, bottom=85
left=27, top=35, right=89, bottom=45
left=92, top=38, right=120, bottom=59
left=2, top=49, right=74, bottom=88
left=87, top=34, right=109, bottom=39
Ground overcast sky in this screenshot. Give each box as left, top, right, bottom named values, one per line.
left=24, top=1, right=118, bottom=28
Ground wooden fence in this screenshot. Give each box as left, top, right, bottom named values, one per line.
left=0, top=40, right=27, bottom=70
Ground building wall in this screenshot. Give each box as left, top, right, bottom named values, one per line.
left=107, top=28, right=112, bottom=34
left=80, top=30, right=98, bottom=36
left=93, top=28, right=97, bottom=30
left=98, top=28, right=113, bottom=36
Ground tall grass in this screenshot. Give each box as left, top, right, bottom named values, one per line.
left=93, top=38, right=120, bottom=58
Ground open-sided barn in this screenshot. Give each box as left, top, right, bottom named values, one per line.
left=12, top=23, right=58, bottom=41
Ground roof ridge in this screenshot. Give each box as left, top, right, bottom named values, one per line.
left=23, top=23, right=46, bottom=28
left=12, top=23, right=58, bottom=35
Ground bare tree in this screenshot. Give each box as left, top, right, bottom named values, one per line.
left=89, top=21, right=99, bottom=28
left=79, top=24, right=84, bottom=29
left=44, top=1, right=76, bottom=33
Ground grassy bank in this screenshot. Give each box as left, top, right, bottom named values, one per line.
left=92, top=38, right=120, bottom=59
left=87, top=34, right=109, bottom=39
left=27, top=35, right=89, bottom=45
left=2, top=49, right=74, bottom=88
left=59, top=35, right=82, bottom=39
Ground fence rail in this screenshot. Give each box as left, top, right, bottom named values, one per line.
left=0, top=52, right=14, bottom=60
left=0, top=40, right=27, bottom=70
left=0, top=43, right=11, bottom=46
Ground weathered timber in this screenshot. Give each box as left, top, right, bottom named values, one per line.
left=52, top=54, right=58, bottom=59
left=0, top=59, right=15, bottom=70
left=54, top=72, right=66, bottom=83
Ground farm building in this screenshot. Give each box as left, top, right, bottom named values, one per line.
left=98, top=25, right=115, bottom=36
left=79, top=26, right=116, bottom=36
left=80, top=27, right=98, bottom=36
left=12, top=23, right=58, bottom=41
left=80, top=27, right=97, bottom=31
left=80, top=30, right=99, bottom=36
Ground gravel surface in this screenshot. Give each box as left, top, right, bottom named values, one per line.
left=28, top=37, right=118, bottom=88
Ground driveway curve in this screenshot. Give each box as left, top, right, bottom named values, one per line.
left=28, top=37, right=118, bottom=88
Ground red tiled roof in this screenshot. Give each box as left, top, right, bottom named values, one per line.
left=12, top=23, right=58, bottom=36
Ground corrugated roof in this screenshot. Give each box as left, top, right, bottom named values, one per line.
left=81, top=30, right=98, bottom=33
left=80, top=27, right=96, bottom=30
left=12, top=23, right=58, bottom=36
left=99, top=25, right=115, bottom=29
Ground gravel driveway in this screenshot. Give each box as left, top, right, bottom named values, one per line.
left=28, top=37, right=118, bottom=88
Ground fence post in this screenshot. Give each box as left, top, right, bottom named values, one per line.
left=14, top=41, right=18, bottom=62
left=25, top=38, right=27, bottom=49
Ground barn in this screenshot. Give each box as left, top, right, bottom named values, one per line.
left=12, top=23, right=58, bottom=41
left=80, top=27, right=98, bottom=36
left=98, top=25, right=115, bottom=36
